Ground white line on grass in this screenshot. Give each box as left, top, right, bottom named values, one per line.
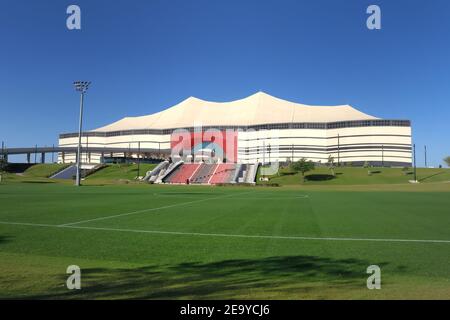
left=0, top=220, right=449, bottom=244
left=0, top=221, right=56, bottom=228
left=153, top=194, right=310, bottom=200
left=58, top=191, right=256, bottom=227
left=221, top=195, right=309, bottom=200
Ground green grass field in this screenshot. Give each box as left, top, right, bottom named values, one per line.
left=0, top=171, right=449, bottom=299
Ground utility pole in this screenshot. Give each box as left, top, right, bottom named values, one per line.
left=337, top=134, right=340, bottom=166
left=291, top=143, right=294, bottom=163
left=73, top=81, right=91, bottom=186
left=86, top=135, right=89, bottom=163
left=137, top=141, right=141, bottom=179
left=1, top=141, right=4, bottom=167
left=381, top=144, right=384, bottom=167
left=262, top=140, right=266, bottom=178
left=413, top=143, right=417, bottom=182
left=424, top=145, right=427, bottom=168
left=263, top=140, right=266, bottom=166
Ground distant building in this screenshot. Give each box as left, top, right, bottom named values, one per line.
left=58, top=92, right=412, bottom=166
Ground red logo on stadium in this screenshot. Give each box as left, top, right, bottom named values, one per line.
left=171, top=129, right=238, bottom=163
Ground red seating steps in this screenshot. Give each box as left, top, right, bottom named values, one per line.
left=209, top=164, right=236, bottom=184
left=165, top=163, right=200, bottom=183
left=190, top=164, right=217, bottom=184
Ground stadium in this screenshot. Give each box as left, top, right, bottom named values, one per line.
left=58, top=92, right=412, bottom=184
left=2, top=1, right=450, bottom=303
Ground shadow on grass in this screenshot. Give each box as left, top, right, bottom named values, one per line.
left=0, top=235, right=12, bottom=245
left=26, top=255, right=387, bottom=299
left=156, top=192, right=224, bottom=196
left=19, top=180, right=55, bottom=184
left=419, top=171, right=446, bottom=182
left=279, top=172, right=297, bottom=176
left=305, top=174, right=335, bottom=181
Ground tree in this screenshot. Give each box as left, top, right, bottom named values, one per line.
left=327, top=155, right=335, bottom=176
left=363, top=161, right=371, bottom=176
left=291, top=158, right=315, bottom=182
left=402, top=166, right=410, bottom=175
left=444, top=156, right=450, bottom=167
left=0, top=156, right=6, bottom=172
left=0, top=156, right=6, bottom=183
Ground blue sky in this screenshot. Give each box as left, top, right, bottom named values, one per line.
left=1, top=0, right=449, bottom=166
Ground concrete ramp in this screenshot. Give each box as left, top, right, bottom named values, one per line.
left=50, top=165, right=77, bottom=179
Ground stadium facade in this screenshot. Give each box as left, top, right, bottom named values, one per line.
left=58, top=92, right=412, bottom=167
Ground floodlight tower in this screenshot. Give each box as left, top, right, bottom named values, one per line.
left=73, top=81, right=91, bottom=186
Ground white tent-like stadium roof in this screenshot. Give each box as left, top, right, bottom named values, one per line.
left=93, top=92, right=378, bottom=131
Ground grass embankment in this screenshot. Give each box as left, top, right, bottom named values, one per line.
left=259, top=166, right=450, bottom=185
left=1, top=163, right=158, bottom=185
left=2, top=164, right=449, bottom=189
left=23, top=163, right=70, bottom=178
left=0, top=163, right=71, bottom=184
left=86, top=163, right=157, bottom=181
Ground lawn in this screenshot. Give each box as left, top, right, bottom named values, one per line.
left=86, top=163, right=157, bottom=181
left=0, top=180, right=449, bottom=299
left=23, top=163, right=69, bottom=178
left=259, top=166, right=450, bottom=185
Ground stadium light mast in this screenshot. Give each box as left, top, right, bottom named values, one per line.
left=413, top=143, right=417, bottom=182
left=424, top=145, right=427, bottom=168
left=73, top=81, right=91, bottom=186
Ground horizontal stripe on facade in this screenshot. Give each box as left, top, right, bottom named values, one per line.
left=240, top=142, right=412, bottom=148
left=240, top=150, right=411, bottom=157
left=239, top=145, right=411, bottom=152
left=240, top=154, right=412, bottom=161
left=59, top=140, right=411, bottom=149
left=239, top=134, right=411, bottom=142
left=59, top=134, right=411, bottom=144
left=58, top=141, right=171, bottom=147
left=59, top=120, right=411, bottom=139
